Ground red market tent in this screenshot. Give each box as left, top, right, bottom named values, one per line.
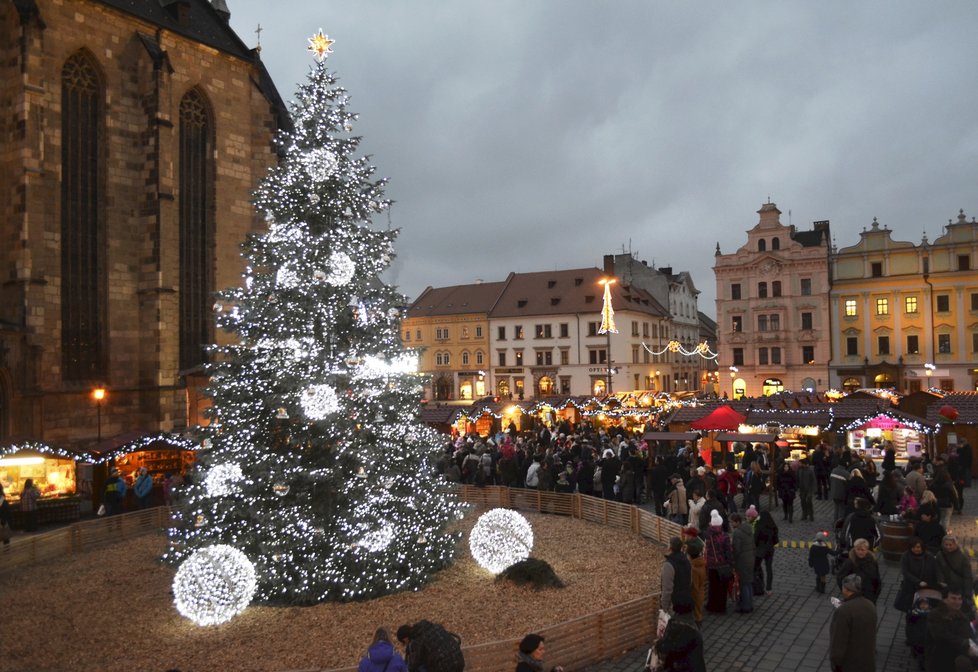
left=690, top=405, right=746, bottom=431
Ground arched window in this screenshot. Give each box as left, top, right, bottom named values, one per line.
left=435, top=353, right=443, bottom=366
left=801, top=377, right=816, bottom=392
left=461, top=351, right=470, bottom=365
left=758, top=239, right=766, bottom=251
left=179, top=89, right=214, bottom=371
left=758, top=282, right=768, bottom=298
left=61, top=52, right=104, bottom=382
left=772, top=237, right=780, bottom=250
left=842, top=377, right=861, bottom=392
left=443, top=352, right=451, bottom=365
left=475, top=351, right=484, bottom=365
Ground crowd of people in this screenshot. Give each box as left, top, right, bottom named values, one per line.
left=438, top=422, right=978, bottom=671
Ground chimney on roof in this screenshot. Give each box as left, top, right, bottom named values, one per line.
left=659, top=266, right=672, bottom=276
left=211, top=0, right=231, bottom=21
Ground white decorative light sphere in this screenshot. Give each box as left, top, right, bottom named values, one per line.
left=300, top=384, right=340, bottom=420
left=309, top=193, right=321, bottom=204
left=325, top=252, right=356, bottom=286
left=312, top=269, right=327, bottom=282
left=204, top=463, right=244, bottom=498
left=469, top=508, right=533, bottom=574
left=272, top=482, right=290, bottom=497
left=301, top=147, right=338, bottom=182
left=173, top=545, right=257, bottom=626
left=360, top=523, right=395, bottom=553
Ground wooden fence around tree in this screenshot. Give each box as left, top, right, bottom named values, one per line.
left=0, top=487, right=679, bottom=671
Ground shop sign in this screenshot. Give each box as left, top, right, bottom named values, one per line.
left=864, top=414, right=900, bottom=430
left=495, top=367, right=523, bottom=374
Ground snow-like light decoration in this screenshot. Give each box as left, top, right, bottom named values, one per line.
left=300, top=384, right=341, bottom=421
left=173, top=545, right=257, bottom=626
left=276, top=264, right=301, bottom=289
left=355, top=353, right=419, bottom=380
left=469, top=508, right=534, bottom=574
left=301, top=147, right=339, bottom=182
left=360, top=523, right=395, bottom=553
left=204, top=463, right=243, bottom=498
left=325, top=251, right=356, bottom=286
left=642, top=339, right=719, bottom=360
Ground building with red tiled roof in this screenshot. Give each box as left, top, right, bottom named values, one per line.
left=403, top=280, right=507, bottom=401
left=487, top=267, right=672, bottom=400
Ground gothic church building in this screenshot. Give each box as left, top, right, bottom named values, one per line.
left=0, top=0, right=286, bottom=448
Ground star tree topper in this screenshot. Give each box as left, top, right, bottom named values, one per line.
left=308, top=29, right=335, bottom=61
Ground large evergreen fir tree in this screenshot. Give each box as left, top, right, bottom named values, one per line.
left=165, top=33, right=463, bottom=606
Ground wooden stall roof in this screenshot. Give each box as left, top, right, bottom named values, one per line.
left=715, top=433, right=778, bottom=443
left=744, top=408, right=834, bottom=428
left=642, top=431, right=699, bottom=441
left=924, top=391, right=978, bottom=424
left=419, top=406, right=462, bottom=424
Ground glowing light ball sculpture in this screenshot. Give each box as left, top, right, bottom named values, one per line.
left=469, top=508, right=534, bottom=574
left=173, top=545, right=257, bottom=626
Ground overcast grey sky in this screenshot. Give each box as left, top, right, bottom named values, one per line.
left=226, top=2, right=978, bottom=317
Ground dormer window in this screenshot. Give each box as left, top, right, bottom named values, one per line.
left=517, top=299, right=528, bottom=308
left=548, top=280, right=556, bottom=288
left=550, top=297, right=560, bottom=305
left=575, top=278, right=583, bottom=286
left=585, top=295, right=595, bottom=303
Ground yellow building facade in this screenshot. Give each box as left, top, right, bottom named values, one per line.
left=830, top=211, right=978, bottom=392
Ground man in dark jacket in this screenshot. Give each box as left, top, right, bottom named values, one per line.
left=829, top=463, right=850, bottom=525
left=830, top=574, right=877, bottom=672
left=796, top=457, right=816, bottom=521
left=660, top=536, right=693, bottom=618
left=936, top=535, right=975, bottom=618
left=925, top=588, right=974, bottom=672
left=842, top=498, right=880, bottom=550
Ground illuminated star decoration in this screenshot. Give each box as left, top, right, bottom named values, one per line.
left=598, top=280, right=618, bottom=334
left=307, top=29, right=334, bottom=61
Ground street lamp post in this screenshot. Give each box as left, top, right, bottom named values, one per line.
left=729, top=366, right=739, bottom=399
left=92, top=387, right=106, bottom=443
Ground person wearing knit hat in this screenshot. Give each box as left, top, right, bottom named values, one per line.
left=745, top=505, right=759, bottom=521
left=710, top=509, right=723, bottom=528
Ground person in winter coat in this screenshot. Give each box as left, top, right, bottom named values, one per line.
left=842, top=498, right=880, bottom=551
left=924, top=589, right=974, bottom=672
left=103, top=468, right=126, bottom=516
left=753, top=510, right=779, bottom=594
left=812, top=443, right=830, bottom=500
left=808, top=530, right=833, bottom=593
left=685, top=534, right=707, bottom=627
left=358, top=628, right=408, bottom=672
left=19, top=478, right=41, bottom=532
left=744, top=462, right=766, bottom=510
left=894, top=537, right=941, bottom=614
left=836, top=538, right=882, bottom=604
left=704, top=511, right=733, bottom=614
left=874, top=470, right=901, bottom=516
left=913, top=512, right=946, bottom=555
left=133, top=467, right=154, bottom=509
left=930, top=467, right=956, bottom=530
left=829, top=462, right=850, bottom=524
left=717, top=467, right=741, bottom=514
left=649, top=456, right=670, bottom=516
left=844, top=469, right=874, bottom=516
left=699, top=490, right=727, bottom=532
left=936, top=534, right=975, bottom=618
left=665, top=475, right=689, bottom=525
left=776, top=462, right=797, bottom=523
left=796, top=457, right=816, bottom=521
left=687, top=490, right=706, bottom=531
left=653, top=618, right=706, bottom=672
left=524, top=455, right=543, bottom=490
left=730, top=512, right=756, bottom=613
left=600, top=449, right=620, bottom=500
left=660, top=536, right=694, bottom=617
left=830, top=574, right=877, bottom=672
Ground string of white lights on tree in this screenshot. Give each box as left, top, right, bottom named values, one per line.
left=164, top=29, right=464, bottom=621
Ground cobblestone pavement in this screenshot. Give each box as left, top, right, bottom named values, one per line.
left=585, top=487, right=978, bottom=672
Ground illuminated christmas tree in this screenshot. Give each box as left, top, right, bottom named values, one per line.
left=165, top=31, right=463, bottom=614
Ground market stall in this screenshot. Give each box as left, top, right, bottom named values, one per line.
left=0, top=442, right=84, bottom=527
left=89, top=432, right=197, bottom=510
left=835, top=410, right=937, bottom=464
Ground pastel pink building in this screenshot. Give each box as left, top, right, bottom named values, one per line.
left=714, top=202, right=832, bottom=398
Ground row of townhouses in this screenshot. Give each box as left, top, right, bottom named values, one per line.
left=408, top=201, right=978, bottom=403
left=716, top=202, right=978, bottom=398
left=402, top=259, right=715, bottom=402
